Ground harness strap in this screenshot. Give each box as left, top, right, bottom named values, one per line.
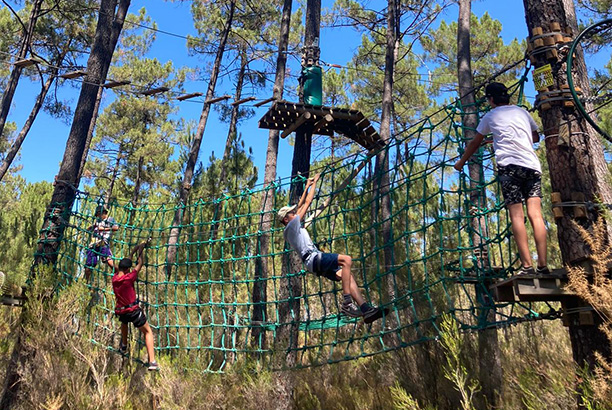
left=115, top=299, right=139, bottom=313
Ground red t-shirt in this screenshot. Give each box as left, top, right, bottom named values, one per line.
left=112, top=269, right=139, bottom=313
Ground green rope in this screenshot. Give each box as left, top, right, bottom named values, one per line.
left=37, top=75, right=559, bottom=371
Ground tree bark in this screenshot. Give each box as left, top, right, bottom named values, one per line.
left=0, top=1, right=130, bottom=407
left=375, top=0, right=396, bottom=311
left=523, top=0, right=612, bottom=369
left=165, top=0, right=235, bottom=278
left=457, top=0, right=502, bottom=406
left=0, top=0, right=43, bottom=140
left=218, top=52, right=247, bottom=186
left=78, top=85, right=105, bottom=180
left=251, top=0, right=293, bottom=349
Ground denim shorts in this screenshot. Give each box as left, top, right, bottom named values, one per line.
left=313, top=253, right=341, bottom=282
left=498, top=164, right=542, bottom=206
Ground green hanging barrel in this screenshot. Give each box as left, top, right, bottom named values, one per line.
left=303, top=66, right=322, bottom=106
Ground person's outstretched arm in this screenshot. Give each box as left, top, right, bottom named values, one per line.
left=454, top=133, right=485, bottom=170
left=131, top=242, right=147, bottom=274
left=296, top=173, right=320, bottom=219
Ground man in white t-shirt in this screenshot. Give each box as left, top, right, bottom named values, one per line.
left=277, top=174, right=386, bottom=323
left=454, top=82, right=548, bottom=276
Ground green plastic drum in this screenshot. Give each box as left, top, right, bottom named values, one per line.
left=303, top=66, right=322, bottom=106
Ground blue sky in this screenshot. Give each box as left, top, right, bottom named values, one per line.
left=5, top=0, right=554, bottom=185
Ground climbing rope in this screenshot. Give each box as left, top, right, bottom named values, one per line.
left=35, top=72, right=561, bottom=371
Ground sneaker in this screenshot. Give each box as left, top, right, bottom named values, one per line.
left=536, top=266, right=550, bottom=275
left=341, top=300, right=363, bottom=318
left=363, top=306, right=388, bottom=324
left=118, top=343, right=127, bottom=355
left=148, top=361, right=159, bottom=371
left=517, top=266, right=535, bottom=276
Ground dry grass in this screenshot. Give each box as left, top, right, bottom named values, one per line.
left=565, top=219, right=612, bottom=407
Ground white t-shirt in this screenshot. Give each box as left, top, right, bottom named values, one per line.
left=476, top=105, right=541, bottom=172
left=283, top=214, right=318, bottom=271
left=93, top=216, right=117, bottom=244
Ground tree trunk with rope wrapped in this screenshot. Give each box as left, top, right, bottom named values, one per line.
left=523, top=0, right=612, bottom=368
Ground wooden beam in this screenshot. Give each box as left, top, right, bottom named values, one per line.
left=254, top=97, right=276, bottom=107
left=312, top=114, right=334, bottom=135
left=60, top=70, right=87, bottom=79
left=205, top=95, right=231, bottom=104
left=281, top=112, right=312, bottom=138
left=231, top=96, right=256, bottom=106
left=13, top=58, right=40, bottom=68
left=103, top=80, right=131, bottom=88
left=142, top=87, right=169, bottom=96
left=176, top=92, right=203, bottom=101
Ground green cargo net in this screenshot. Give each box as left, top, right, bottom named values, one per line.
left=38, top=81, right=558, bottom=372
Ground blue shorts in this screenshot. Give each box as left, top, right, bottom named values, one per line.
left=313, top=253, right=341, bottom=282
left=86, top=245, right=112, bottom=267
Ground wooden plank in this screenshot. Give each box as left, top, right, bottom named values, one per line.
left=60, top=70, right=87, bottom=79
left=176, top=92, right=203, bottom=101
left=254, top=97, right=276, bottom=107
left=205, top=95, right=232, bottom=104
left=231, top=96, right=256, bottom=106
left=142, top=87, right=169, bottom=96
left=103, top=80, right=131, bottom=89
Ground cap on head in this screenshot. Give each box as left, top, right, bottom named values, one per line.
left=118, top=258, right=132, bottom=271
left=95, top=205, right=108, bottom=217
left=277, top=205, right=297, bottom=223
left=485, top=82, right=508, bottom=98
left=485, top=82, right=510, bottom=104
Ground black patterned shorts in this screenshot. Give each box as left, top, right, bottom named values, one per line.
left=497, top=164, right=542, bottom=206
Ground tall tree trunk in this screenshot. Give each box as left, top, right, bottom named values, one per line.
left=0, top=0, right=43, bottom=140
left=457, top=0, right=501, bottom=406
left=165, top=0, right=236, bottom=277
left=251, top=0, right=293, bottom=350
left=209, top=51, right=248, bottom=240
left=132, top=156, right=144, bottom=205
left=523, top=0, right=612, bottom=369
left=0, top=69, right=55, bottom=181
left=375, top=0, right=396, bottom=312
left=78, top=85, right=105, bottom=180
left=0, top=1, right=130, bottom=407
left=275, top=0, right=321, bottom=374
left=219, top=51, right=247, bottom=185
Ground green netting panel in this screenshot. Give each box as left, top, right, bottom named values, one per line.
left=43, top=95, right=557, bottom=372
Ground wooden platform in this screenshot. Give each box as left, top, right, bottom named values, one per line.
left=490, top=268, right=576, bottom=302
left=258, top=100, right=383, bottom=150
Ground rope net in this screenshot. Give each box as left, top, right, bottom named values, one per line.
left=40, top=92, right=558, bottom=372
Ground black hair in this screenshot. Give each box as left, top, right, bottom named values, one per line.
left=118, top=258, right=133, bottom=271
left=485, top=82, right=510, bottom=105
left=95, top=205, right=108, bottom=217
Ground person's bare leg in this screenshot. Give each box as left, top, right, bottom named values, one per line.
left=138, top=322, right=155, bottom=364
left=120, top=322, right=128, bottom=346
left=507, top=202, right=533, bottom=268
left=337, top=254, right=365, bottom=306
left=526, top=197, right=547, bottom=268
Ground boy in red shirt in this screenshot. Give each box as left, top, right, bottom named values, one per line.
left=108, top=241, right=158, bottom=370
